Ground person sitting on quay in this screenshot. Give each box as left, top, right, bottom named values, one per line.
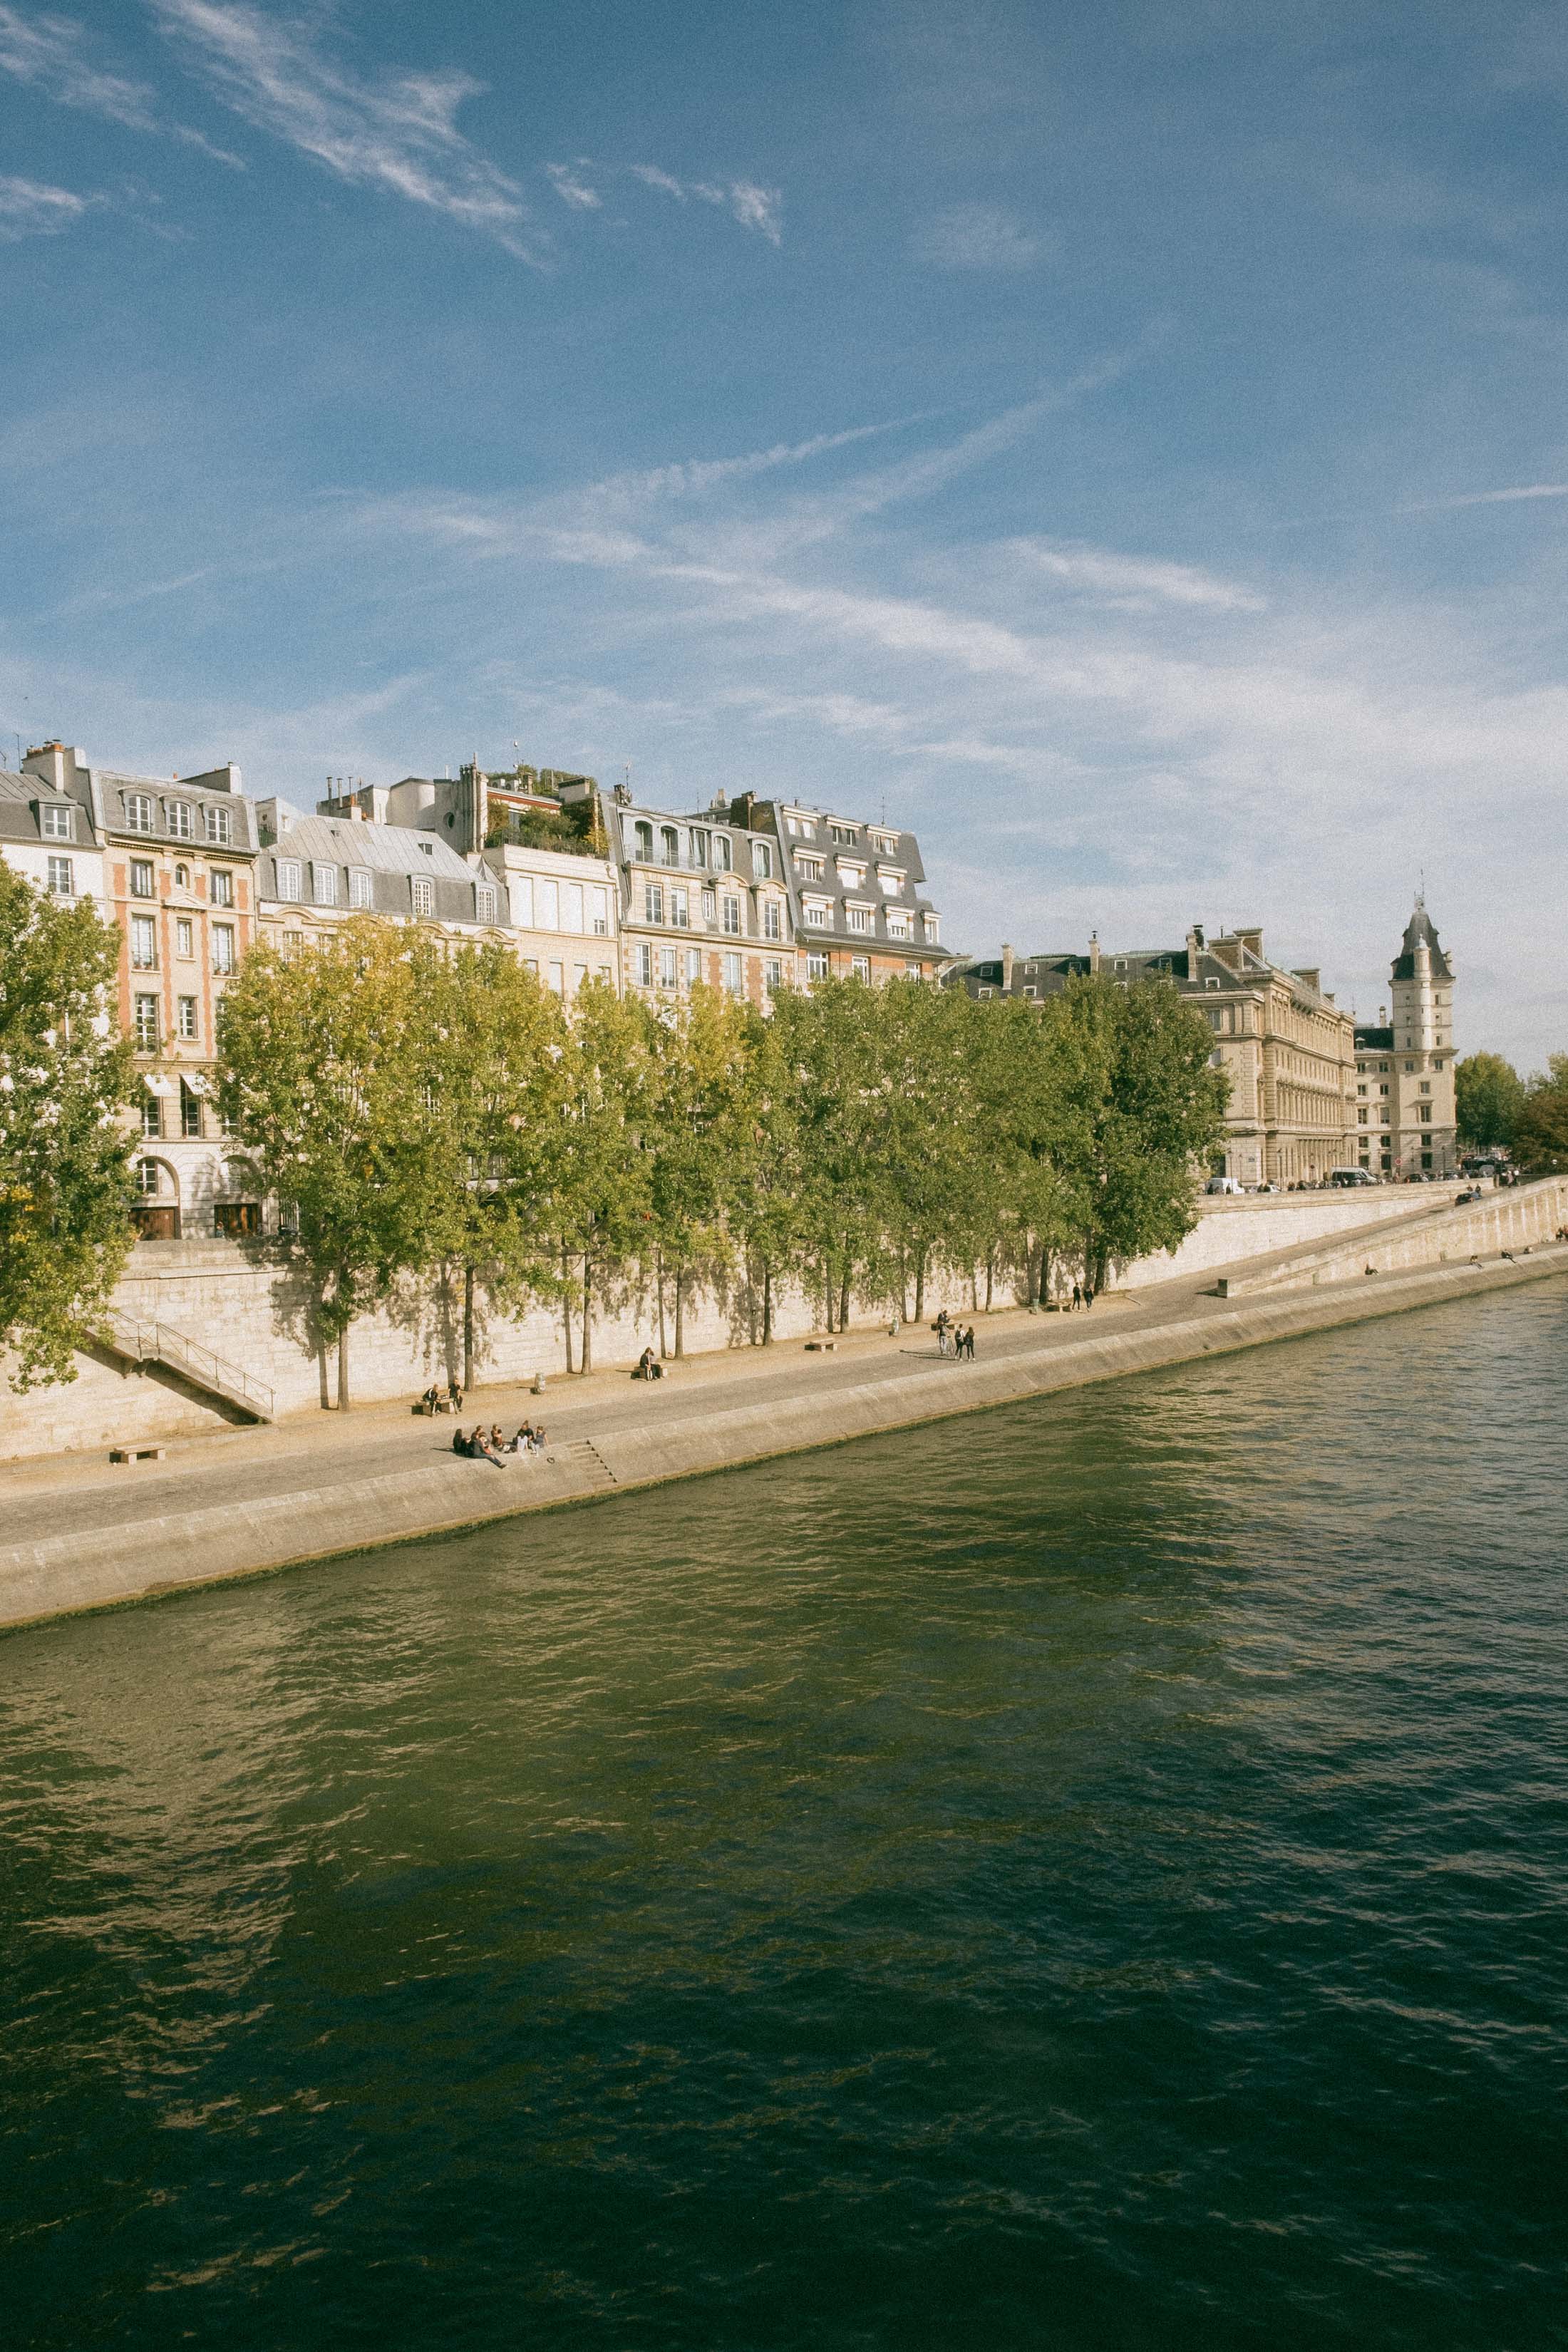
left=634, top=1347, right=664, bottom=1381
left=421, top=1383, right=441, bottom=1416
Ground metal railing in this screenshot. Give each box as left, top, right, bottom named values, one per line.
left=103, top=1313, right=274, bottom=1422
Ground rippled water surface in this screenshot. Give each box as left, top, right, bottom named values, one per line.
left=6, top=1285, right=1568, bottom=2350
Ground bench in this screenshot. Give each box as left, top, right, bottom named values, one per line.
left=110, top=1445, right=166, bottom=1465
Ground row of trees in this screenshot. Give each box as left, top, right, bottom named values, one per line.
left=1455, top=1050, right=1568, bottom=1169
left=213, top=919, right=1229, bottom=1406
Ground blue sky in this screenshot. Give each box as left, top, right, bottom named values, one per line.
left=3, top=1, right=1567, bottom=1061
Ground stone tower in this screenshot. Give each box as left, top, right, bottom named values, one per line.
left=1388, top=899, right=1456, bottom=1176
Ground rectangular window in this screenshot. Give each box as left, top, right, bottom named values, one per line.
left=276, top=859, right=301, bottom=899
left=644, top=883, right=665, bottom=924
left=46, top=856, right=73, bottom=897
left=589, top=887, right=609, bottom=936
left=847, top=904, right=870, bottom=934
left=558, top=881, right=582, bottom=934
left=123, top=793, right=153, bottom=833
left=180, top=1082, right=202, bottom=1139
left=722, top=897, right=741, bottom=936
left=573, top=963, right=588, bottom=992
left=1358, top=1108, right=1368, bottom=1125
left=1357, top=1083, right=1367, bottom=1097
left=41, top=803, right=72, bottom=839
left=808, top=950, right=829, bottom=981
left=686, top=948, right=703, bottom=985
left=634, top=820, right=654, bottom=860
left=167, top=800, right=193, bottom=840
left=691, top=829, right=710, bottom=867
left=175, top=917, right=193, bottom=959
left=723, top=951, right=743, bottom=996
left=715, top=836, right=733, bottom=873
left=130, top=858, right=155, bottom=898
left=134, top=994, right=158, bottom=1048
left=1419, top=1080, right=1431, bottom=1095
left=795, top=853, right=825, bottom=880
left=831, top=822, right=856, bottom=845
left=763, top=899, right=781, bottom=940
left=212, top=924, right=234, bottom=974
left=548, top=959, right=564, bottom=994
left=309, top=865, right=334, bottom=907
left=177, top=996, right=198, bottom=1040
left=753, top=842, right=773, bottom=879
left=803, top=899, right=830, bottom=927
left=659, top=946, right=678, bottom=988
left=349, top=866, right=373, bottom=909
left=701, top=887, right=716, bottom=924
left=765, top=958, right=783, bottom=994
left=923, top=914, right=940, bottom=942
left=475, top=884, right=497, bottom=923
left=410, top=877, right=433, bottom=917
left=141, top=1088, right=162, bottom=1137
left=636, top=942, right=653, bottom=986
left=877, top=867, right=902, bottom=894
left=670, top=886, right=689, bottom=928
left=1418, top=1104, right=1433, bottom=1123
left=887, top=912, right=912, bottom=940
left=852, top=956, right=871, bottom=982
left=661, top=826, right=681, bottom=867
left=205, top=804, right=232, bottom=845
left=130, top=914, right=158, bottom=969
left=537, top=878, right=561, bottom=930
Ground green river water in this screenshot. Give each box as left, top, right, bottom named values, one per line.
left=4, top=1284, right=1567, bottom=2350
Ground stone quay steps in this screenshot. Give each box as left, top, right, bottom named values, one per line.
left=100, top=1312, right=275, bottom=1423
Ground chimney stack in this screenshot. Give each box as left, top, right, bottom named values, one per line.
left=1088, top=931, right=1100, bottom=975
left=1001, top=942, right=1014, bottom=991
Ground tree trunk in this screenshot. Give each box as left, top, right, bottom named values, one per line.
left=336, top=1317, right=350, bottom=1413
left=838, top=1265, right=851, bottom=1335
left=656, top=1251, right=668, bottom=1358
left=986, top=1249, right=995, bottom=1310
left=825, top=1264, right=835, bottom=1333
left=581, top=1256, right=594, bottom=1373
left=674, top=1265, right=685, bottom=1358
left=761, top=1257, right=773, bottom=1346
left=914, top=1247, right=925, bottom=1321
left=463, top=1262, right=475, bottom=1393
left=562, top=1248, right=575, bottom=1375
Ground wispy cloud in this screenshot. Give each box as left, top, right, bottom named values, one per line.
left=149, top=0, right=545, bottom=260
left=0, top=173, right=98, bottom=241
left=0, top=5, right=242, bottom=163
left=1396, top=482, right=1568, bottom=514
left=545, top=160, right=600, bottom=210
left=629, top=163, right=783, bottom=244
left=913, top=203, right=1046, bottom=273
left=1016, top=540, right=1267, bottom=612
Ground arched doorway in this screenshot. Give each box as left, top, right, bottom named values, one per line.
left=131, top=1153, right=181, bottom=1241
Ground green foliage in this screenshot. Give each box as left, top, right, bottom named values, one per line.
left=485, top=795, right=605, bottom=858
left=1049, top=976, right=1231, bottom=1288
left=0, top=862, right=137, bottom=1389
left=1512, top=1055, right=1568, bottom=1173
left=1455, top=1051, right=1524, bottom=1152
left=216, top=920, right=462, bottom=1405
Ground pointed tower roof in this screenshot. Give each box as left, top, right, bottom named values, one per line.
left=1391, top=899, right=1452, bottom=982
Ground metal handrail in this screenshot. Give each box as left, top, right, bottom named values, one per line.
left=103, top=1312, right=274, bottom=1420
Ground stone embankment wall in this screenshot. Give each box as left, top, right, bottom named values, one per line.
left=1226, top=1177, right=1568, bottom=1294
left=1113, top=1182, right=1468, bottom=1291
left=0, top=1182, right=1474, bottom=1464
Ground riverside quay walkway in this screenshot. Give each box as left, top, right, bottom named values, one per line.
left=5, top=1197, right=1568, bottom=1634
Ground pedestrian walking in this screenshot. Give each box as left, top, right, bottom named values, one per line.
left=1083, top=1285, right=1095, bottom=1310
left=1071, top=1281, right=1082, bottom=1311
left=961, top=1324, right=976, bottom=1359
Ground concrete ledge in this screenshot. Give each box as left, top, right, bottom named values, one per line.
left=3, top=1247, right=1565, bottom=1635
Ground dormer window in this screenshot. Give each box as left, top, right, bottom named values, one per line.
left=753, top=842, right=773, bottom=880
left=835, top=860, right=866, bottom=888
left=411, top=876, right=434, bottom=917
left=475, top=883, right=497, bottom=923
left=205, top=804, right=232, bottom=846
left=311, top=863, right=336, bottom=907
left=40, top=803, right=72, bottom=840
left=830, top=822, right=857, bottom=845
left=167, top=800, right=194, bottom=840
left=661, top=825, right=680, bottom=866
left=123, top=792, right=154, bottom=834
left=349, top=867, right=373, bottom=909
left=877, top=867, right=903, bottom=894
left=634, top=820, right=654, bottom=861
left=795, top=852, right=825, bottom=880
left=276, top=859, right=301, bottom=899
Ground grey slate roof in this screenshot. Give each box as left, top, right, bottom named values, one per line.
left=0, top=769, right=88, bottom=844
left=259, top=813, right=505, bottom=927
left=1391, top=904, right=1453, bottom=982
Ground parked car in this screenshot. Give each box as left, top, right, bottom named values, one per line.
left=1329, top=1167, right=1375, bottom=1188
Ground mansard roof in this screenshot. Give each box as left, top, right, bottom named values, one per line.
left=1391, top=902, right=1453, bottom=982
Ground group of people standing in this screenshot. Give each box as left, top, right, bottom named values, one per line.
left=933, top=1311, right=977, bottom=1360
left=452, top=1421, right=547, bottom=1465
left=1065, top=1281, right=1096, bottom=1311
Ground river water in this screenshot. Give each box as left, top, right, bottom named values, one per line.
left=5, top=1284, right=1567, bottom=2351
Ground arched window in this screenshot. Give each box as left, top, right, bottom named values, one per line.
left=135, top=1157, right=163, bottom=1196
left=634, top=821, right=653, bottom=860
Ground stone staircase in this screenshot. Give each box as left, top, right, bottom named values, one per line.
left=552, top=1435, right=618, bottom=1490
left=100, top=1314, right=274, bottom=1424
